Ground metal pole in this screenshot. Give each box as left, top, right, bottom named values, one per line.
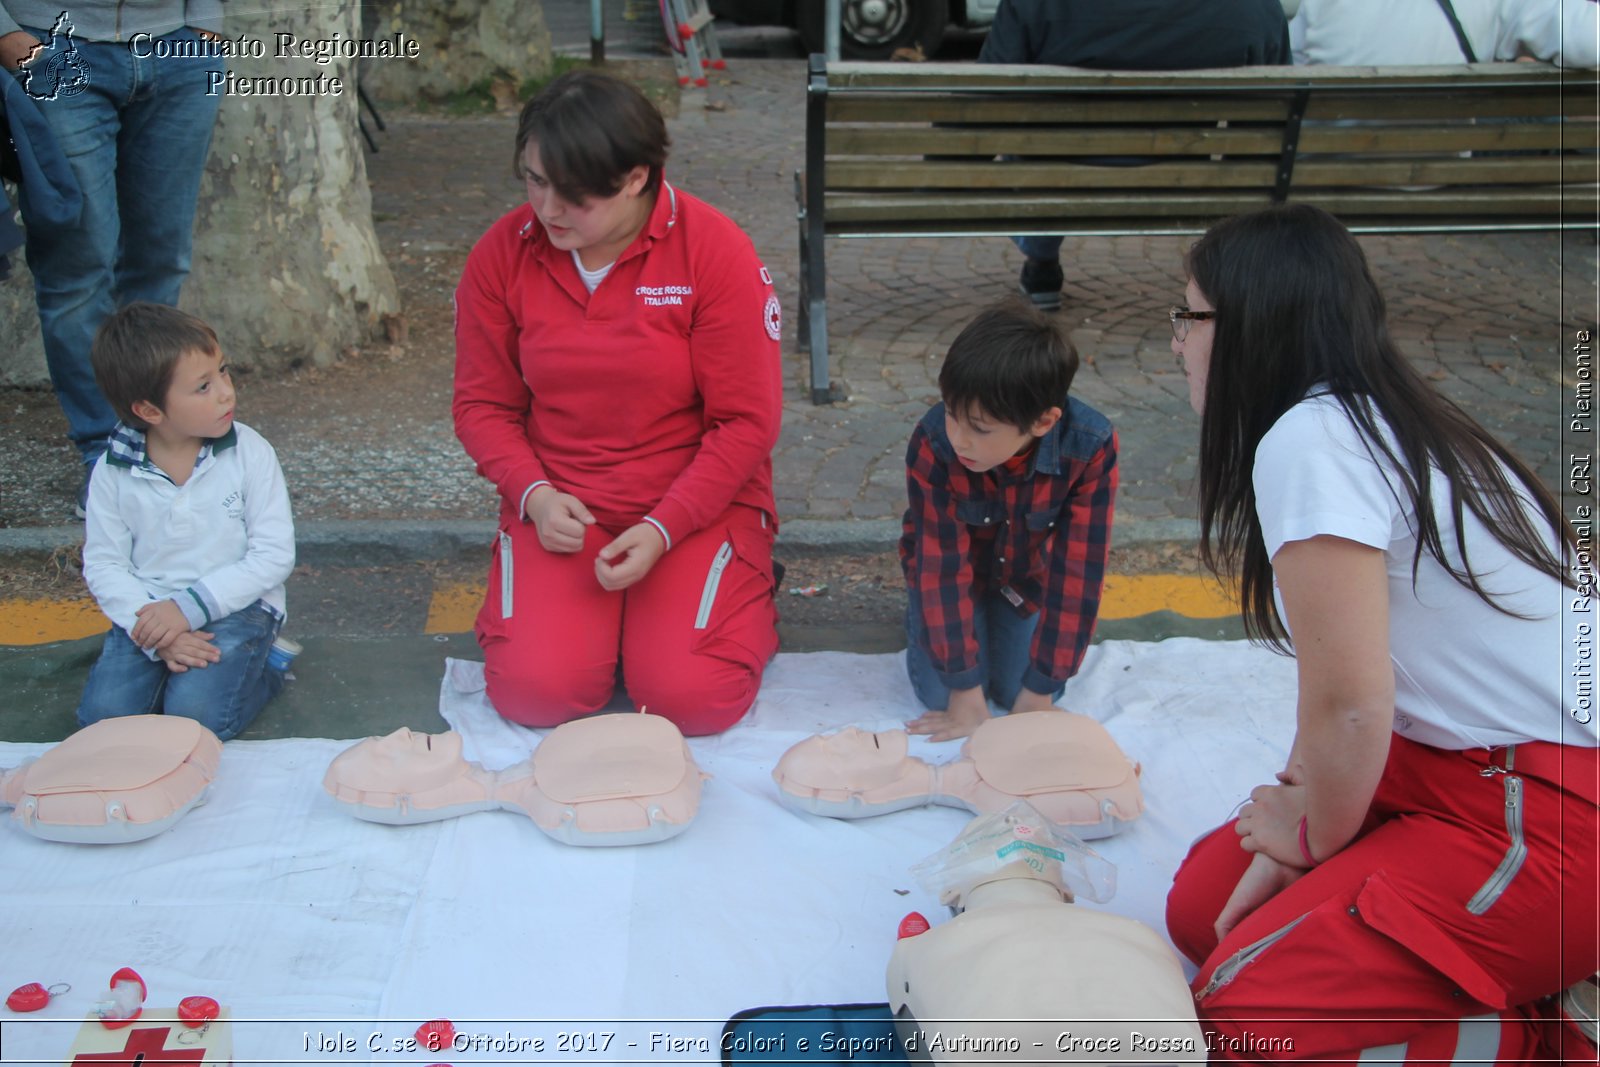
left=591, top=0, right=605, bottom=63
left=825, top=0, right=840, bottom=62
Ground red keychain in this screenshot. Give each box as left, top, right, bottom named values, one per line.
left=6, top=982, right=69, bottom=1012
left=416, top=1018, right=456, bottom=1052
left=177, top=995, right=220, bottom=1028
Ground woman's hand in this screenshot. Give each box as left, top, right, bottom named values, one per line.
left=0, top=30, right=39, bottom=70
left=1235, top=780, right=1308, bottom=867
left=595, top=524, right=666, bottom=591
left=1215, top=851, right=1303, bottom=943
left=525, top=486, right=595, bottom=553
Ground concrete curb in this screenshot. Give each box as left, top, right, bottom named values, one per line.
left=0, top=516, right=1203, bottom=563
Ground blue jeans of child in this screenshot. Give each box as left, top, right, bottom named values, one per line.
left=904, top=591, right=1065, bottom=713
left=78, top=602, right=284, bottom=741
left=13, top=26, right=221, bottom=463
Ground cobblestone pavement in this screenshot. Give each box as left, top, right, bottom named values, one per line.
left=1, top=55, right=1593, bottom=543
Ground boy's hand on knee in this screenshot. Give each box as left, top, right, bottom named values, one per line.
left=526, top=486, right=595, bottom=553
left=132, top=599, right=192, bottom=650
left=595, top=524, right=666, bottom=591
left=157, top=630, right=219, bottom=672
left=907, top=686, right=990, bottom=742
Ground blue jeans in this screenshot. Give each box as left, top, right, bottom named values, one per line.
left=1013, top=235, right=1063, bottom=263
left=78, top=602, right=284, bottom=741
left=14, top=27, right=221, bottom=462
left=904, top=591, right=1065, bottom=713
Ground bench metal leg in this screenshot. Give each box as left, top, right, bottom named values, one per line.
left=804, top=53, right=832, bottom=405
left=795, top=170, right=811, bottom=354
left=807, top=300, right=830, bottom=405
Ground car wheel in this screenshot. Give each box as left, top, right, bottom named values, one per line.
left=796, top=0, right=949, bottom=60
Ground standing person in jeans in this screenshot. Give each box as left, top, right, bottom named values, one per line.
left=978, top=0, right=1291, bottom=312
left=0, top=0, right=223, bottom=516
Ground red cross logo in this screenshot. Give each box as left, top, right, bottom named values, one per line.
left=72, top=1025, right=208, bottom=1065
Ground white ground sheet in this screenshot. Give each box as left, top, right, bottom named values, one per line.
left=0, top=641, right=1296, bottom=1065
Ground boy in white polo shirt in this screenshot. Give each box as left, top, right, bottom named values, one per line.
left=79, top=303, right=296, bottom=740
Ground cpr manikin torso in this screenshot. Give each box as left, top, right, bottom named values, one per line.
left=0, top=716, right=222, bottom=844
left=773, top=712, right=1143, bottom=838
left=889, top=806, right=1203, bottom=1062
left=888, top=860, right=1202, bottom=1063
left=323, top=713, right=706, bottom=846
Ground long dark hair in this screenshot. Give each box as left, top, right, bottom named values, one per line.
left=1187, top=204, right=1572, bottom=648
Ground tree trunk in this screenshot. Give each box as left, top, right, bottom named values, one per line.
left=358, top=0, right=552, bottom=105
left=0, top=0, right=404, bottom=383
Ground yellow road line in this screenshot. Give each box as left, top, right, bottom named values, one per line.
left=1100, top=574, right=1236, bottom=619
left=0, top=598, right=108, bottom=645
left=424, top=583, right=483, bottom=635
left=420, top=573, right=1236, bottom=634
left=0, top=574, right=1237, bottom=646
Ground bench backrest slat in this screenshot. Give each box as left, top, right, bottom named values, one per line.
left=808, top=60, right=1595, bottom=236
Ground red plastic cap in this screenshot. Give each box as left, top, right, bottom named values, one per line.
left=678, top=22, right=693, bottom=39
left=6, top=983, right=49, bottom=1013
left=178, top=996, right=220, bottom=1028
left=109, top=967, right=147, bottom=1003
left=100, top=968, right=147, bottom=1029
left=694, top=77, right=708, bottom=87
left=416, top=1019, right=456, bottom=1052
left=677, top=76, right=690, bottom=86
left=897, top=912, right=931, bottom=938
left=712, top=59, right=727, bottom=69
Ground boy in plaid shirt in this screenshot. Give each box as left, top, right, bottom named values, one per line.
left=900, top=301, right=1118, bottom=741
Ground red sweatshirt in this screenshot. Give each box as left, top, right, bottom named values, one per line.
left=452, top=181, right=783, bottom=543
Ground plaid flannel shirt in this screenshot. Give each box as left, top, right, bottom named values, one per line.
left=899, top=397, right=1118, bottom=695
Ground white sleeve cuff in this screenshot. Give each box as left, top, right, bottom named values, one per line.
left=518, top=481, right=552, bottom=521
left=642, top=515, right=672, bottom=551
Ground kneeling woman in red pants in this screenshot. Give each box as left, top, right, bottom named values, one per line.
left=1164, top=205, right=1597, bottom=1063
left=452, top=71, right=782, bottom=736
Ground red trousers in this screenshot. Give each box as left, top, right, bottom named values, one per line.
left=1167, top=736, right=1598, bottom=1063
left=474, top=504, right=778, bottom=736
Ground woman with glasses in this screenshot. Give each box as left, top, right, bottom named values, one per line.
left=452, top=70, right=783, bottom=736
left=1163, top=204, right=1596, bottom=1061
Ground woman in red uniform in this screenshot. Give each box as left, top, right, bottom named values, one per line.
left=1163, top=205, right=1597, bottom=1062
left=453, top=70, right=783, bottom=736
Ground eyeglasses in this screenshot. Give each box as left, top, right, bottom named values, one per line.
left=1169, top=306, right=1215, bottom=342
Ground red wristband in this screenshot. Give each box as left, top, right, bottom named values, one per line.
left=1297, top=816, right=1320, bottom=868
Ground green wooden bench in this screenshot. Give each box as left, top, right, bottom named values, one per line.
left=796, top=56, right=1599, bottom=403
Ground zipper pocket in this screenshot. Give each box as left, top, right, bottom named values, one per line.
left=1196, top=914, right=1305, bottom=1001
left=694, top=542, right=734, bottom=630
left=499, top=531, right=514, bottom=620
left=1466, top=775, right=1525, bottom=915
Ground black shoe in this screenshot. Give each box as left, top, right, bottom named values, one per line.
left=1019, top=257, right=1064, bottom=312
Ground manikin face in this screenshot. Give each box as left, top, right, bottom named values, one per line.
left=141, top=347, right=235, bottom=443
left=944, top=404, right=1059, bottom=474
left=1171, top=278, right=1215, bottom=416
left=521, top=141, right=652, bottom=268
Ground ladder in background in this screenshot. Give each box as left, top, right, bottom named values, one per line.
left=661, top=0, right=724, bottom=87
